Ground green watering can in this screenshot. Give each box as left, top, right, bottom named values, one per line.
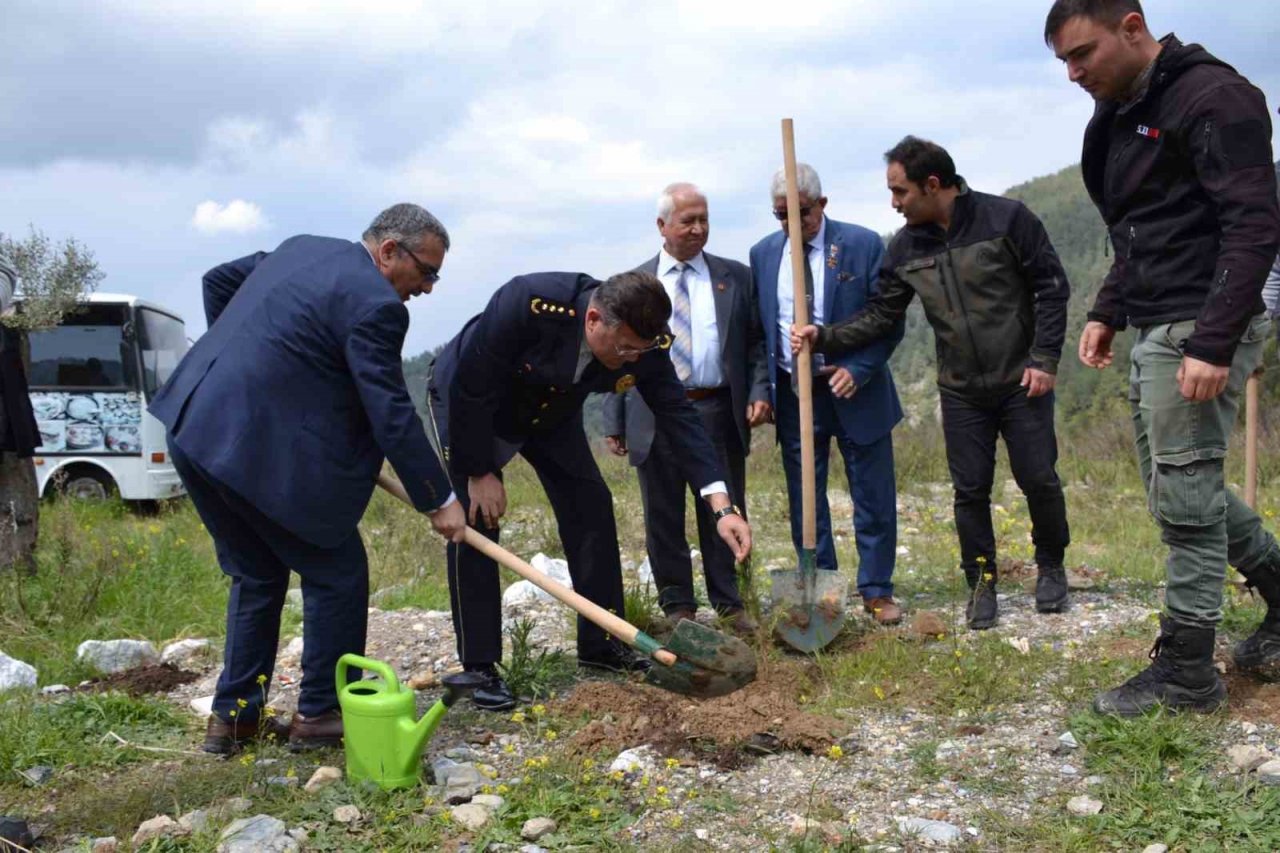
left=336, top=654, right=488, bottom=790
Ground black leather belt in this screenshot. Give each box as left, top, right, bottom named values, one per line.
left=685, top=386, right=728, bottom=402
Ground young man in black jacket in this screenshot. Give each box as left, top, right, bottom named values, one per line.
left=1047, top=0, right=1280, bottom=716
left=793, top=136, right=1072, bottom=630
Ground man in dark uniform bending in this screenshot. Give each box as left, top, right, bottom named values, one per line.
left=428, top=270, right=753, bottom=710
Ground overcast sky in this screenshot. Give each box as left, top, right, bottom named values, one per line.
left=3, top=0, right=1277, bottom=355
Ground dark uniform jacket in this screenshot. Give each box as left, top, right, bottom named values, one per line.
left=1084, top=35, right=1280, bottom=366
left=150, top=236, right=452, bottom=548
left=431, top=272, right=723, bottom=489
left=814, top=183, right=1070, bottom=397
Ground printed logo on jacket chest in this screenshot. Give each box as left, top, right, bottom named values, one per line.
left=1136, top=125, right=1161, bottom=139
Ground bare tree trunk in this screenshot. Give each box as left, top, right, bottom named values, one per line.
left=0, top=404, right=39, bottom=574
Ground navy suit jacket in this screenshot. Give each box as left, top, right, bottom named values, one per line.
left=750, top=218, right=904, bottom=445
left=600, top=251, right=769, bottom=466
left=431, top=272, right=723, bottom=489
left=149, top=235, right=452, bottom=549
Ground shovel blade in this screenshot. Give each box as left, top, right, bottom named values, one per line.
left=643, top=619, right=757, bottom=699
left=769, top=567, right=848, bottom=653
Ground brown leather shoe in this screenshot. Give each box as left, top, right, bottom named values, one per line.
left=863, top=596, right=903, bottom=626
left=288, top=709, right=344, bottom=751
left=202, top=713, right=290, bottom=755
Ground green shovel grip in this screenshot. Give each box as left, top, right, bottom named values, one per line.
left=336, top=653, right=400, bottom=693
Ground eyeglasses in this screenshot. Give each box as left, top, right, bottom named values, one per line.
left=396, top=242, right=441, bottom=284
left=772, top=206, right=814, bottom=221
left=614, top=340, right=664, bottom=358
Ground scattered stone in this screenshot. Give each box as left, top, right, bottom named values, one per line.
left=189, top=694, right=215, bottom=717
left=694, top=828, right=709, bottom=841
left=909, top=611, right=948, bottom=639
left=19, top=765, right=54, bottom=786
left=451, top=803, right=492, bottom=831
left=521, top=817, right=557, bottom=841
left=279, top=637, right=305, bottom=662
left=209, top=797, right=253, bottom=822
left=445, top=746, right=482, bottom=762
left=895, top=817, right=964, bottom=844
left=1084, top=775, right=1104, bottom=786
left=1242, top=722, right=1260, bottom=736
left=520, top=846, right=550, bottom=853
left=41, top=684, right=70, bottom=695
left=178, top=810, right=209, bottom=833
left=1060, top=764, right=1079, bottom=776
left=265, top=775, right=299, bottom=788
left=407, top=670, right=439, bottom=690
left=934, top=740, right=965, bottom=761
left=288, top=828, right=310, bottom=845
left=1227, top=744, right=1271, bottom=771
left=1067, top=795, right=1103, bottom=816
left=1066, top=568, right=1097, bottom=590
left=1256, top=759, right=1280, bottom=785
left=90, top=837, right=119, bottom=853
left=788, top=815, right=823, bottom=837
left=1005, top=636, right=1031, bottom=655
left=436, top=761, right=485, bottom=804
left=305, top=766, right=343, bottom=792
left=0, top=651, right=38, bottom=690
left=217, top=814, right=297, bottom=853
left=333, top=805, right=361, bottom=824
left=609, top=745, right=657, bottom=777
left=132, top=814, right=186, bottom=845
left=471, top=794, right=505, bottom=810
left=161, top=638, right=213, bottom=666
left=76, top=639, right=160, bottom=674
left=0, top=817, right=35, bottom=850
left=1058, top=731, right=1079, bottom=750
left=1142, top=845, right=1169, bottom=853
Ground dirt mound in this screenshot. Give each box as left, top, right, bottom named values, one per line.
left=1225, top=672, right=1280, bottom=727
left=79, top=664, right=199, bottom=696
left=554, top=659, right=846, bottom=765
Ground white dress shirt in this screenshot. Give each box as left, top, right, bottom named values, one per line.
left=775, top=217, right=827, bottom=374
left=657, top=249, right=723, bottom=389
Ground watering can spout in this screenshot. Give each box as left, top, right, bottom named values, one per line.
left=410, top=671, right=491, bottom=751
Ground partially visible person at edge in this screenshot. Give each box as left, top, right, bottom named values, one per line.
left=1262, top=161, right=1280, bottom=328
left=602, top=182, right=770, bottom=636
left=0, top=251, right=39, bottom=461
left=427, top=270, right=752, bottom=712
left=1047, top=0, right=1280, bottom=716
left=149, top=204, right=467, bottom=754
left=792, top=136, right=1072, bottom=630
left=750, top=163, right=906, bottom=626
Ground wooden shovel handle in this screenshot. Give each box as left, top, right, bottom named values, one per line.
left=781, top=118, right=817, bottom=549
left=375, top=472, right=677, bottom=666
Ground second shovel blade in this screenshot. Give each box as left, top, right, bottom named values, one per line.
left=769, top=567, right=848, bottom=653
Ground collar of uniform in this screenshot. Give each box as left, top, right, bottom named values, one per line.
left=658, top=248, right=709, bottom=279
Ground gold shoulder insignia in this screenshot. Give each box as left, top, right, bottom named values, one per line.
left=530, top=296, right=576, bottom=319
left=655, top=332, right=673, bottom=350
left=615, top=374, right=636, bottom=394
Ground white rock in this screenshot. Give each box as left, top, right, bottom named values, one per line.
left=1142, top=845, right=1169, bottom=853
left=41, top=684, right=69, bottom=695
left=895, top=817, right=964, bottom=844
left=1256, top=759, right=1280, bottom=785
left=694, top=829, right=709, bottom=841
left=333, top=805, right=361, bottom=824
left=217, top=815, right=296, bottom=853
left=161, top=639, right=212, bottom=666
left=178, top=810, right=209, bottom=833
left=76, top=639, right=159, bottom=674
left=1058, top=731, right=1079, bottom=750
left=521, top=817, right=557, bottom=841
left=1005, top=637, right=1030, bottom=655
left=471, top=794, right=505, bottom=810
left=90, top=838, right=118, bottom=853
left=1242, top=722, right=1260, bottom=736
left=189, top=695, right=215, bottom=717
left=636, top=557, right=654, bottom=585
left=280, top=637, right=304, bottom=661
left=0, top=651, right=38, bottom=690
left=1227, top=744, right=1272, bottom=771
left=132, top=815, right=186, bottom=845
left=530, top=553, right=573, bottom=587
left=1060, top=764, right=1079, bottom=776
left=1067, top=795, right=1103, bottom=816
left=609, top=745, right=657, bottom=776
left=305, top=766, right=343, bottom=792
left=451, top=803, right=492, bottom=831
left=502, top=580, right=548, bottom=606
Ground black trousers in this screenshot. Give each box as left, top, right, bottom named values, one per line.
left=430, top=384, right=625, bottom=666
left=636, top=389, right=746, bottom=614
left=170, top=440, right=367, bottom=719
left=939, top=387, right=1069, bottom=579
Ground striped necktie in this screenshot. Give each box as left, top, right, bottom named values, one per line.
left=669, top=262, right=693, bottom=383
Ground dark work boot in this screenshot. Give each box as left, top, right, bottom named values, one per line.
left=1093, top=615, right=1226, bottom=717
left=964, top=565, right=998, bottom=631
left=1035, top=563, right=1070, bottom=613
left=1234, top=555, right=1280, bottom=681
left=465, top=664, right=516, bottom=712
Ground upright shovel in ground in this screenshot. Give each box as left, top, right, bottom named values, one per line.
left=768, top=118, right=848, bottom=653
left=375, top=473, right=757, bottom=698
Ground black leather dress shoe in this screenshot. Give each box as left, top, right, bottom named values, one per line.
left=471, top=674, right=517, bottom=712
left=578, top=645, right=652, bottom=674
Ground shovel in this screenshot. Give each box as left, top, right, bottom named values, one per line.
left=375, top=473, right=757, bottom=698
left=768, top=118, right=848, bottom=653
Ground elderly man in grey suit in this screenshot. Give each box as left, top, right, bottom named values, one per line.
left=603, top=183, right=771, bottom=633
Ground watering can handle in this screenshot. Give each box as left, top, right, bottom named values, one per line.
left=336, top=653, right=400, bottom=694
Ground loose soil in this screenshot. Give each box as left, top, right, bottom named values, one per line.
left=555, top=658, right=846, bottom=767
left=79, top=664, right=199, bottom=696
left=1224, top=671, right=1280, bottom=727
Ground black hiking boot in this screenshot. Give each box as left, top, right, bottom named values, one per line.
left=1035, top=563, right=1070, bottom=614
left=964, top=565, right=998, bottom=631
left=1234, top=552, right=1280, bottom=681
left=1093, top=615, right=1226, bottom=717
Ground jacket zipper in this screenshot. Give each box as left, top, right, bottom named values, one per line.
left=944, top=242, right=990, bottom=394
